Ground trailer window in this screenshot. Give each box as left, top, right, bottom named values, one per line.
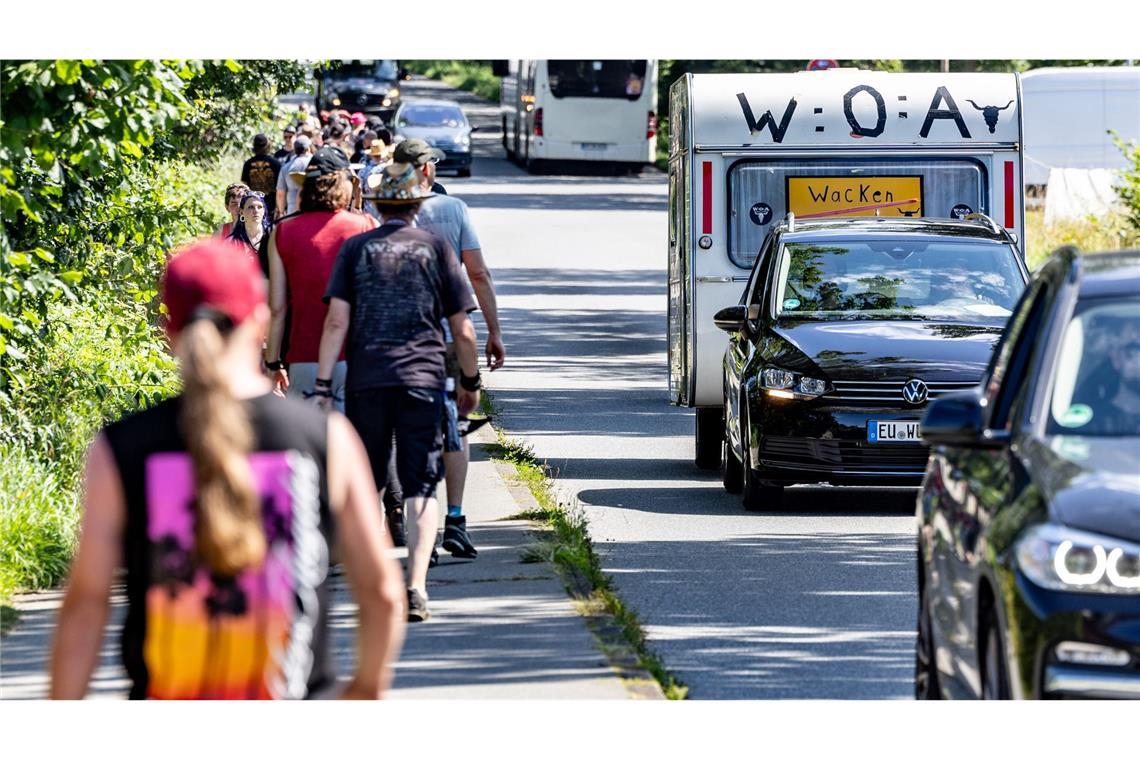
left=547, top=60, right=649, bottom=100
left=727, top=158, right=988, bottom=269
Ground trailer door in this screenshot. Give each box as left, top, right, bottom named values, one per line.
left=668, top=155, right=689, bottom=405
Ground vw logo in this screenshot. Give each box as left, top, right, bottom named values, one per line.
left=902, top=379, right=929, bottom=405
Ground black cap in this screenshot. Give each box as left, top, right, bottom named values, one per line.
left=393, top=138, right=446, bottom=166
left=252, top=133, right=270, bottom=149
left=304, top=146, right=351, bottom=178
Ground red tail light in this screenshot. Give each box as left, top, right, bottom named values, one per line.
left=647, top=111, right=657, bottom=140
left=533, top=108, right=543, bottom=137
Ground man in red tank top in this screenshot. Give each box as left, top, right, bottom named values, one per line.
left=263, top=147, right=376, bottom=410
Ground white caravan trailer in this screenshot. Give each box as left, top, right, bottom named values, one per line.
left=494, top=60, right=659, bottom=171
left=666, top=71, right=1025, bottom=466
left=1020, top=66, right=1140, bottom=188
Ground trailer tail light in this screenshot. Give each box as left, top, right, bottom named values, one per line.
left=1004, top=161, right=1015, bottom=228
left=702, top=161, right=713, bottom=234
left=533, top=108, right=543, bottom=137
left=647, top=111, right=657, bottom=140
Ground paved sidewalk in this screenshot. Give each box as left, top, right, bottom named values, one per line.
left=0, top=427, right=635, bottom=700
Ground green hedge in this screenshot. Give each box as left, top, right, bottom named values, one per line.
left=403, top=60, right=500, bottom=103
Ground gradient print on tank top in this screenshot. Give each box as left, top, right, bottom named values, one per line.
left=143, top=450, right=325, bottom=699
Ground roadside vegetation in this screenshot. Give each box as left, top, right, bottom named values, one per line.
left=479, top=391, right=686, bottom=699
left=402, top=61, right=500, bottom=103
left=0, top=60, right=306, bottom=601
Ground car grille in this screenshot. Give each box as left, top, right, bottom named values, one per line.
left=338, top=90, right=384, bottom=107
left=759, top=437, right=930, bottom=475
left=824, top=379, right=979, bottom=407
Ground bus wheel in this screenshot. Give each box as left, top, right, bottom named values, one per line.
left=695, top=408, right=722, bottom=470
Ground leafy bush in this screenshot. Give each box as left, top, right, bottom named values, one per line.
left=1111, top=133, right=1140, bottom=235
left=0, top=445, right=79, bottom=599
left=1025, top=208, right=1139, bottom=271
left=403, top=61, right=500, bottom=103
left=0, top=60, right=303, bottom=599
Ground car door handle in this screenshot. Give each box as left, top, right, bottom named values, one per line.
left=696, top=276, right=750, bottom=283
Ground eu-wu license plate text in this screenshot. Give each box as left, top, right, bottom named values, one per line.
left=580, top=142, right=608, bottom=151
left=867, top=420, right=922, bottom=443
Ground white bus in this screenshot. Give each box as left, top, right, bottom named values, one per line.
left=667, top=71, right=1026, bottom=467
left=493, top=60, right=659, bottom=172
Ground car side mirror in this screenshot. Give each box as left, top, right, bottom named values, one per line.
left=921, top=390, right=1009, bottom=449
left=470, top=125, right=481, bottom=133
left=398, top=68, right=409, bottom=81
left=714, top=305, right=748, bottom=333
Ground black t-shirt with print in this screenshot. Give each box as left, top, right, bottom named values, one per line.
left=241, top=154, right=282, bottom=216
left=324, top=221, right=475, bottom=392
left=102, top=393, right=335, bottom=700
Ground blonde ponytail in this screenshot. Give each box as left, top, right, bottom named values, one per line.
left=177, top=316, right=266, bottom=576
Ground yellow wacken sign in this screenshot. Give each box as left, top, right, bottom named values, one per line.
left=787, top=176, right=923, bottom=219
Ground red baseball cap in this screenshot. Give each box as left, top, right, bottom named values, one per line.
left=350, top=112, right=366, bottom=125
left=162, top=239, right=266, bottom=336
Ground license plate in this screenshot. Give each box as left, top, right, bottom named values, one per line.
left=867, top=420, right=923, bottom=443
left=787, top=175, right=923, bottom=219
left=580, top=142, right=608, bottom=151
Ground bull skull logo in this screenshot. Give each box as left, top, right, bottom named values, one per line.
left=966, top=100, right=1014, bottom=134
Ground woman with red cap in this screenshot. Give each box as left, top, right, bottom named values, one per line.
left=49, top=239, right=405, bottom=699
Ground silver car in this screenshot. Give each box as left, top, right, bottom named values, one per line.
left=394, top=99, right=477, bottom=177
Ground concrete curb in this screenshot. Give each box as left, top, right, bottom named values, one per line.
left=479, top=426, right=666, bottom=700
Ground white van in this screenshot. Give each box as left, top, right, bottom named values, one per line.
left=666, top=71, right=1026, bottom=467
left=1020, top=66, right=1140, bottom=188
left=494, top=60, right=659, bottom=172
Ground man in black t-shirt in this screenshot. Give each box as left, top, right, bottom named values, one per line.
left=241, top=133, right=282, bottom=218
left=315, top=162, right=481, bottom=623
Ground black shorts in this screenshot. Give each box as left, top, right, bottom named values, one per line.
left=346, top=386, right=444, bottom=500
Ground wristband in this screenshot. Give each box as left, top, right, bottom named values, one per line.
left=314, top=377, right=332, bottom=388
left=265, top=359, right=285, bottom=372
left=459, top=370, right=482, bottom=392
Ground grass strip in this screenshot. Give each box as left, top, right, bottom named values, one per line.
left=480, top=391, right=686, bottom=699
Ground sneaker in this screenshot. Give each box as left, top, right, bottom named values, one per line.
left=442, top=515, right=478, bottom=559
left=386, top=507, right=406, bottom=548
left=406, top=588, right=430, bottom=623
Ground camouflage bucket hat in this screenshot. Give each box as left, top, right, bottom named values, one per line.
left=364, top=162, right=435, bottom=204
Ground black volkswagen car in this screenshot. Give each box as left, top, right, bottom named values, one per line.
left=917, top=249, right=1140, bottom=699
left=716, top=215, right=1028, bottom=510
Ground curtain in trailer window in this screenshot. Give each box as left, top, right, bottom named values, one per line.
left=727, top=159, right=989, bottom=269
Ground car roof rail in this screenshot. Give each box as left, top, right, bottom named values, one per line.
left=962, top=213, right=1002, bottom=236
left=783, top=212, right=795, bottom=233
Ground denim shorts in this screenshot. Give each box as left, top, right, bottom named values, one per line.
left=346, top=386, right=444, bottom=499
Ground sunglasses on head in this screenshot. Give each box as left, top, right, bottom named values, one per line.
left=243, top=191, right=266, bottom=200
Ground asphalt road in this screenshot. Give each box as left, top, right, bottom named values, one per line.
left=411, top=76, right=920, bottom=699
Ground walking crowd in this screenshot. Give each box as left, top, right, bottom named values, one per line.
left=49, top=100, right=506, bottom=700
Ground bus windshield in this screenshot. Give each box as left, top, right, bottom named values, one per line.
left=547, top=60, right=648, bottom=100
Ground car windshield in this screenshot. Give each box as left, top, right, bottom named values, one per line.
left=1047, top=297, right=1140, bottom=437
left=330, top=59, right=397, bottom=80
left=772, top=239, right=1023, bottom=323
left=398, top=106, right=465, bottom=128
left=547, top=60, right=648, bottom=100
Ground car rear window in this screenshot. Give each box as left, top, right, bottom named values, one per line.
left=772, top=238, right=1023, bottom=322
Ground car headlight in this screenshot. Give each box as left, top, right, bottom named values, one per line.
left=388, top=87, right=400, bottom=99
left=459, top=134, right=471, bottom=147
left=762, top=367, right=829, bottom=401
left=329, top=93, right=340, bottom=106
left=1016, top=523, right=1140, bottom=594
